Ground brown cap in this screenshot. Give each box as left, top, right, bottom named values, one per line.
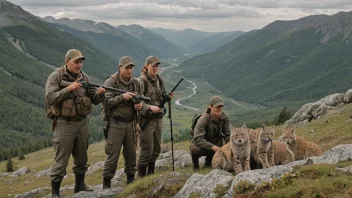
left=209, top=96, right=224, bottom=107
left=65, top=49, right=85, bottom=61
left=145, top=55, right=160, bottom=65
left=119, top=56, right=135, bottom=67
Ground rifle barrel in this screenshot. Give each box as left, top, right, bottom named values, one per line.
left=83, top=82, right=123, bottom=93
left=61, top=81, right=151, bottom=102
left=86, top=82, right=150, bottom=101
left=170, top=78, right=184, bottom=93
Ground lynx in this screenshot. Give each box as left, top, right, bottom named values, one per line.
left=250, top=128, right=294, bottom=168
left=272, top=140, right=294, bottom=165
left=251, top=125, right=275, bottom=169
left=212, top=125, right=251, bottom=174
left=280, top=128, right=323, bottom=160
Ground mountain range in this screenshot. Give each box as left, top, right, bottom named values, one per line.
left=190, top=31, right=244, bottom=54
left=43, top=17, right=184, bottom=61
left=0, top=0, right=117, bottom=159
left=178, top=11, right=352, bottom=106
left=117, top=24, right=184, bottom=58
left=149, top=27, right=215, bottom=51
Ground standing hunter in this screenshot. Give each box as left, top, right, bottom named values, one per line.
left=137, top=56, right=173, bottom=177
left=190, top=96, right=231, bottom=170
left=102, top=56, right=146, bottom=188
left=45, top=49, right=106, bottom=197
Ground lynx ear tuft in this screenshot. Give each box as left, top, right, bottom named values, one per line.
left=292, top=128, right=296, bottom=134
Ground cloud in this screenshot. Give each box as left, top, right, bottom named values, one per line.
left=11, top=1, right=265, bottom=20
left=8, top=0, right=121, bottom=7
left=6, top=0, right=352, bottom=31
left=216, top=0, right=352, bottom=9
left=87, top=2, right=264, bottom=19
left=9, top=0, right=352, bottom=9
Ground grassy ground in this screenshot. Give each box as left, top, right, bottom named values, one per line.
left=1, top=100, right=352, bottom=197
left=0, top=141, right=109, bottom=197
left=0, top=141, right=193, bottom=197
left=234, top=160, right=352, bottom=198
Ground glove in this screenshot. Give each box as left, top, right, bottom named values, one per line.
left=162, top=93, right=173, bottom=102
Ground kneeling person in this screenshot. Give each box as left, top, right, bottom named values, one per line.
left=190, top=96, right=231, bottom=170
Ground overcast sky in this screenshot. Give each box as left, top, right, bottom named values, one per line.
left=7, top=0, right=352, bottom=32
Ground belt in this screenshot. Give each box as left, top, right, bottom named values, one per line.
left=110, top=117, right=135, bottom=123
left=56, top=116, right=86, bottom=122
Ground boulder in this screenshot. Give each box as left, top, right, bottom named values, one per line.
left=65, top=187, right=123, bottom=198
left=14, top=187, right=50, bottom=198
left=285, top=93, right=344, bottom=126
left=86, top=161, right=104, bottom=175
left=41, top=185, right=123, bottom=198
left=343, top=89, right=352, bottom=103
left=173, top=169, right=234, bottom=198
left=36, top=167, right=51, bottom=177
left=336, top=165, right=352, bottom=173
left=1, top=167, right=31, bottom=178
left=156, top=150, right=205, bottom=169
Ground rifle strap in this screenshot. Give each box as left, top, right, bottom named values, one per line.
left=141, top=74, right=164, bottom=96
left=111, top=72, right=138, bottom=93
left=111, top=72, right=120, bottom=89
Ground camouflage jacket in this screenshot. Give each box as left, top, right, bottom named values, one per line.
left=192, top=113, right=231, bottom=150
left=45, top=65, right=103, bottom=117
left=137, top=73, right=167, bottom=117
left=102, top=73, right=147, bottom=121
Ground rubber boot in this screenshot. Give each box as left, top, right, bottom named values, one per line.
left=74, top=174, right=93, bottom=193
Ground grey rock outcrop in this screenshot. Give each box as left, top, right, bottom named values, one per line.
left=158, top=150, right=189, bottom=161
left=14, top=187, right=50, bottom=198
left=156, top=150, right=205, bottom=169
left=65, top=187, right=123, bottom=198
left=86, top=161, right=104, bottom=175
left=40, top=185, right=123, bottom=198
left=285, top=93, right=344, bottom=126
left=224, top=144, right=352, bottom=197
left=12, top=167, right=31, bottom=177
left=173, top=169, right=234, bottom=198
left=0, top=167, right=30, bottom=178
left=35, top=167, right=51, bottom=177
left=337, top=165, right=352, bottom=173
left=343, top=89, right=352, bottom=103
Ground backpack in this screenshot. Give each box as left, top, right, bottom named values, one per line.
left=45, top=67, right=64, bottom=119
left=141, top=74, right=164, bottom=96
left=189, top=112, right=227, bottom=138
left=190, top=114, right=204, bottom=137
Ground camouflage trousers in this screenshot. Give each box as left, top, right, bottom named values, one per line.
left=103, top=120, right=137, bottom=179
left=138, top=118, right=162, bottom=166
left=190, top=139, right=225, bottom=165
left=50, top=118, right=89, bottom=182
left=190, top=144, right=215, bottom=164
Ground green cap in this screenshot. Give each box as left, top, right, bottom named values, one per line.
left=119, top=56, right=135, bottom=67
left=145, top=55, right=160, bottom=65
left=209, top=96, right=224, bottom=107
left=65, top=49, right=85, bottom=61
